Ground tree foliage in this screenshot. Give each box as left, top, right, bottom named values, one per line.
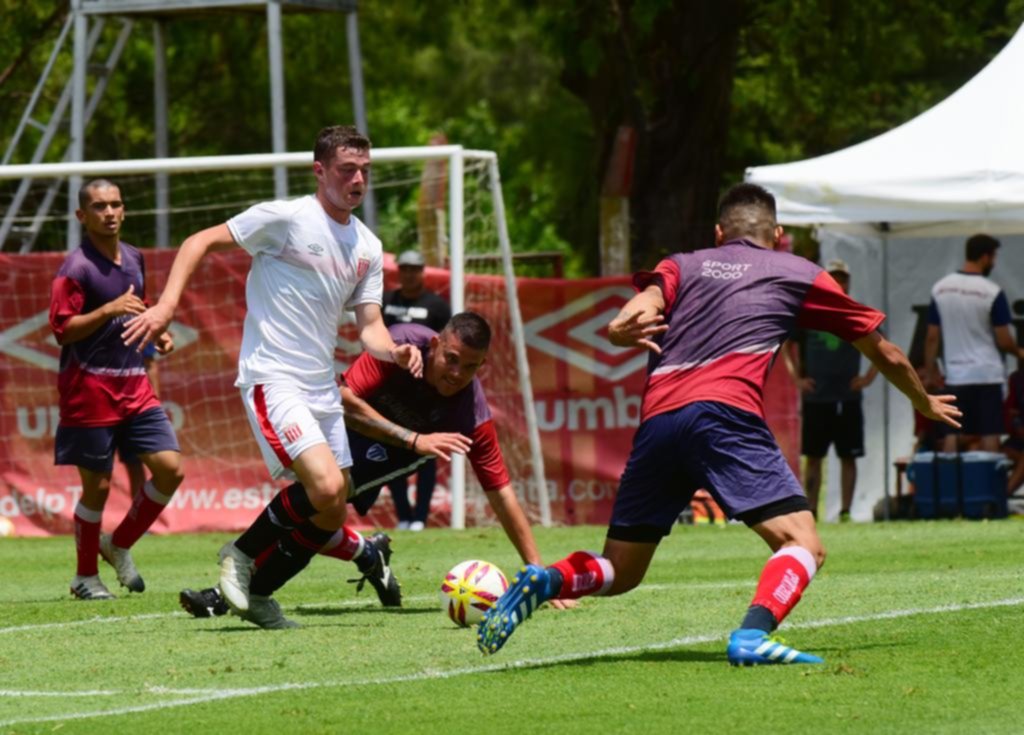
left=1, top=0, right=1022, bottom=269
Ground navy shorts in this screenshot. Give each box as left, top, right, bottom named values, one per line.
left=609, top=401, right=806, bottom=542
left=801, top=400, right=864, bottom=459
left=55, top=408, right=179, bottom=473
left=940, top=384, right=1004, bottom=437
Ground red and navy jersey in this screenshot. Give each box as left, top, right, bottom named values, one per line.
left=49, top=239, right=160, bottom=427
left=635, top=239, right=884, bottom=422
left=344, top=323, right=510, bottom=491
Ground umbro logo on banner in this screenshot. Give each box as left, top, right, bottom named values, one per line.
left=0, top=310, right=199, bottom=372
left=523, top=286, right=648, bottom=381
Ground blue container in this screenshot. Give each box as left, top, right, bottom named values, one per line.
left=908, top=452, right=1010, bottom=520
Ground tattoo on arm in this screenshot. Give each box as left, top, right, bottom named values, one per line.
left=346, top=413, right=415, bottom=449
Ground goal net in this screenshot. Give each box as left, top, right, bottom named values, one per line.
left=0, top=147, right=549, bottom=535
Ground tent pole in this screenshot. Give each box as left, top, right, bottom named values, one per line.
left=881, top=225, right=891, bottom=521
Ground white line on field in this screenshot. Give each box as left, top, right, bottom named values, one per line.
left=1, top=595, right=1021, bottom=728
left=0, top=612, right=183, bottom=635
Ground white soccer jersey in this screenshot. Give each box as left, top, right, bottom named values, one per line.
left=227, top=195, right=383, bottom=390
left=929, top=271, right=1009, bottom=386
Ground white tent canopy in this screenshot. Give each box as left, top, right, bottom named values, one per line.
left=744, top=25, right=1024, bottom=521
left=746, top=24, right=1024, bottom=236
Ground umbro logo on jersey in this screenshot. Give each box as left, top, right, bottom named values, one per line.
left=306, top=243, right=325, bottom=256
left=367, top=444, right=388, bottom=462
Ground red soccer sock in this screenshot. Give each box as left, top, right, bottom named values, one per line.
left=74, top=502, right=102, bottom=577
left=749, top=546, right=818, bottom=626
left=318, top=526, right=365, bottom=561
left=111, top=481, right=172, bottom=549
left=548, top=550, right=615, bottom=599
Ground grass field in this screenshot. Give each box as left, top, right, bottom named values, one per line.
left=2, top=520, right=1023, bottom=734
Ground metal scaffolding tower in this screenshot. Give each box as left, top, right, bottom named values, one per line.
left=2, top=0, right=370, bottom=252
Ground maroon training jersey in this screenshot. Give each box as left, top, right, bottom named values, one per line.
left=49, top=239, right=160, bottom=427
left=635, top=239, right=884, bottom=421
left=344, top=323, right=510, bottom=491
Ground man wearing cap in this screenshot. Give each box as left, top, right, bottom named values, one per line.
left=382, top=250, right=452, bottom=529
left=784, top=259, right=878, bottom=520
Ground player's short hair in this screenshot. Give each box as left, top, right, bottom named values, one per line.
left=443, top=312, right=491, bottom=351
left=965, top=234, right=999, bottom=262
left=314, top=125, right=371, bottom=164
left=78, top=178, right=120, bottom=208
left=717, top=183, right=778, bottom=243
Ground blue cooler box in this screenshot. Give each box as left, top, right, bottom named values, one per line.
left=909, top=451, right=1010, bottom=520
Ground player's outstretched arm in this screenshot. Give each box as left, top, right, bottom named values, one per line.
left=340, top=384, right=472, bottom=459
left=607, top=285, right=668, bottom=354
left=354, top=303, right=423, bottom=377
left=854, top=330, right=962, bottom=428
left=123, top=224, right=237, bottom=350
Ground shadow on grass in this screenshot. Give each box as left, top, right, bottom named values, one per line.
left=292, top=605, right=435, bottom=617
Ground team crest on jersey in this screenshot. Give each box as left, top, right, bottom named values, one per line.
left=367, top=443, right=388, bottom=462
left=282, top=423, right=303, bottom=444
left=357, top=257, right=370, bottom=278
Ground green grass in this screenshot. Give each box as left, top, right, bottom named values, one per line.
left=1, top=520, right=1023, bottom=734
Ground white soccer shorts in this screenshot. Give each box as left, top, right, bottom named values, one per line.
left=240, top=382, right=353, bottom=481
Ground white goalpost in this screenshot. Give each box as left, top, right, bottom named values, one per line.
left=0, top=145, right=551, bottom=529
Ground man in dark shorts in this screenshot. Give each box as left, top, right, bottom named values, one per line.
left=476, top=183, right=961, bottom=664
left=382, top=249, right=451, bottom=530
left=924, top=235, right=1024, bottom=452
left=50, top=179, right=184, bottom=600
left=784, top=260, right=878, bottom=520
left=179, top=313, right=571, bottom=623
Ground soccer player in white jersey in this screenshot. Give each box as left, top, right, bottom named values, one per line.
left=124, top=126, right=422, bottom=628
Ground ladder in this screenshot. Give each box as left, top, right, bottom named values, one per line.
left=0, top=16, right=133, bottom=252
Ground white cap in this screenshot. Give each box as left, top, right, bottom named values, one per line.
left=826, top=259, right=850, bottom=276
left=397, top=250, right=426, bottom=267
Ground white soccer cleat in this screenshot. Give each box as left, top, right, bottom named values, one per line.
left=99, top=534, right=145, bottom=593
left=218, top=542, right=255, bottom=613
left=70, top=574, right=116, bottom=600
left=240, top=595, right=300, bottom=629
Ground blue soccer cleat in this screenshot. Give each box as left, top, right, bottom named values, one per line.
left=727, top=628, right=824, bottom=666
left=477, top=564, right=551, bottom=655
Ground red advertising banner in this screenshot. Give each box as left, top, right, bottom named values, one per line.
left=0, top=252, right=798, bottom=536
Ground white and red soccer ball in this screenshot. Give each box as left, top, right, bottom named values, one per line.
left=439, top=559, right=508, bottom=627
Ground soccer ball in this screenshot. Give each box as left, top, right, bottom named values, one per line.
left=439, top=559, right=508, bottom=627
left=0, top=516, right=14, bottom=537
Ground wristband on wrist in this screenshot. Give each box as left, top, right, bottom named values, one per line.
left=410, top=433, right=419, bottom=451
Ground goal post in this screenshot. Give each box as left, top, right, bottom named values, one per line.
left=0, top=145, right=551, bottom=529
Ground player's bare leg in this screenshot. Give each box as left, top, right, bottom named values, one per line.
left=102, top=449, right=183, bottom=593
left=219, top=442, right=344, bottom=614
left=728, top=509, right=825, bottom=665
left=228, top=446, right=349, bottom=627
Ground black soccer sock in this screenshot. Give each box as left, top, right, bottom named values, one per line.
left=545, top=567, right=564, bottom=599
left=249, top=522, right=336, bottom=597
left=235, top=483, right=319, bottom=558
left=740, top=604, right=778, bottom=633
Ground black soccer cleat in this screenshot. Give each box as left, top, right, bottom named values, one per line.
left=179, top=587, right=230, bottom=618
left=348, top=532, right=402, bottom=607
